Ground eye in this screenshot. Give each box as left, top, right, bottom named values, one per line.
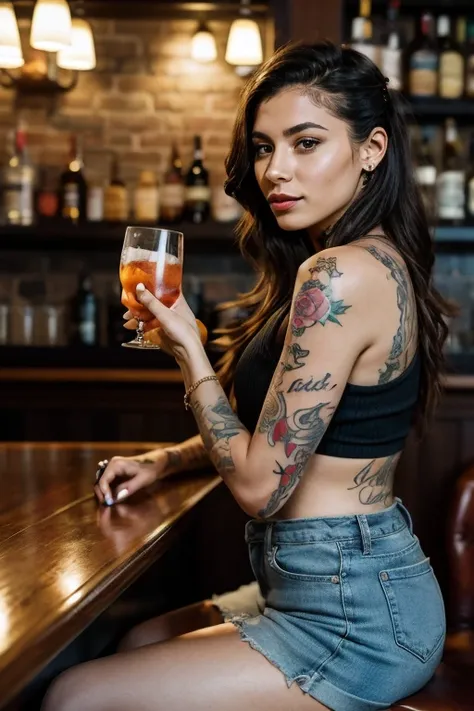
left=295, top=138, right=320, bottom=152
left=253, top=143, right=272, bottom=158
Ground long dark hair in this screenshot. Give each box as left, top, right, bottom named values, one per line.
left=215, top=40, right=452, bottom=426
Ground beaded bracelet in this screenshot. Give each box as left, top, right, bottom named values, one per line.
left=184, top=375, right=219, bottom=410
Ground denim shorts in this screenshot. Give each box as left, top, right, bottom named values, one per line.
left=230, top=498, right=446, bottom=711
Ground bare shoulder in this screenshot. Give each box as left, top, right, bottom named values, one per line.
left=298, top=244, right=386, bottom=303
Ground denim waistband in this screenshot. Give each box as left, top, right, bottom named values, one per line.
left=245, top=498, right=413, bottom=546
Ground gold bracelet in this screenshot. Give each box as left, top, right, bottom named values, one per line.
left=184, top=375, right=219, bottom=410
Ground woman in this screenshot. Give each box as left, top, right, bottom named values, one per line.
left=43, top=41, right=451, bottom=711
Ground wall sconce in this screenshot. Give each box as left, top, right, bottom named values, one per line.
left=191, top=21, right=217, bottom=63
left=0, top=0, right=96, bottom=95
left=0, top=2, right=24, bottom=69
left=225, top=0, right=263, bottom=74
left=30, top=0, right=71, bottom=52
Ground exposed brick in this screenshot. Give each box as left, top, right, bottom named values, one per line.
left=184, top=115, right=234, bottom=133
left=98, top=93, right=153, bottom=112
left=115, top=76, right=161, bottom=94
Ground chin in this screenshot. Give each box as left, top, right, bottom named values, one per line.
left=274, top=211, right=321, bottom=232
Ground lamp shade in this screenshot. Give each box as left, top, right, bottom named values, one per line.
left=191, top=27, right=217, bottom=63
left=0, top=2, right=24, bottom=69
left=57, top=18, right=96, bottom=70
left=225, top=18, right=262, bottom=66
left=30, top=0, right=72, bottom=52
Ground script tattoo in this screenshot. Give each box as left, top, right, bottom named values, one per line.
left=287, top=372, right=336, bottom=394
left=348, top=456, right=397, bottom=506
left=192, top=397, right=247, bottom=476
left=291, top=256, right=351, bottom=337
left=258, top=389, right=335, bottom=518
left=365, top=246, right=414, bottom=384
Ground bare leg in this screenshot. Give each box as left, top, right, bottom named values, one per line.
left=42, top=624, right=329, bottom=711
left=118, top=600, right=224, bottom=651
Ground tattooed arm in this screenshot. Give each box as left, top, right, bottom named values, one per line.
left=177, top=247, right=375, bottom=518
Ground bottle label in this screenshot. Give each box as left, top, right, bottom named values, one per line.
left=469, top=178, right=474, bottom=215
left=161, top=183, right=186, bottom=209
left=351, top=43, right=378, bottom=64
left=186, top=185, right=211, bottom=203
left=409, top=50, right=437, bottom=95
left=415, top=165, right=437, bottom=186
left=467, top=56, right=474, bottom=96
left=87, top=187, right=104, bottom=222
left=64, top=183, right=80, bottom=208
left=133, top=186, right=159, bottom=222
left=381, top=48, right=402, bottom=90
left=79, top=320, right=96, bottom=345
left=104, top=186, right=129, bottom=221
left=439, top=52, right=464, bottom=98
left=437, top=171, right=466, bottom=219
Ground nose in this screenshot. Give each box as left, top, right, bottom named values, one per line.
left=265, top=146, right=292, bottom=184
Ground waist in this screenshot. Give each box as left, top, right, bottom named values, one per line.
left=245, top=497, right=413, bottom=545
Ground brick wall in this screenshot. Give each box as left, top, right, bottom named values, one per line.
left=0, top=17, right=250, bottom=189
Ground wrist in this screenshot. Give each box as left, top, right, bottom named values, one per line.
left=176, top=340, right=213, bottom=387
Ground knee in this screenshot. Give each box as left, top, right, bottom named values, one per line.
left=41, top=667, right=87, bottom=711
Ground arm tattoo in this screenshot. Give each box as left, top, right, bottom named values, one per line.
left=192, top=397, right=247, bottom=476
left=287, top=372, right=336, bottom=393
left=258, top=388, right=334, bottom=518
left=292, top=256, right=351, bottom=337
left=166, top=449, right=182, bottom=470
left=364, top=246, right=414, bottom=384
left=347, top=455, right=398, bottom=506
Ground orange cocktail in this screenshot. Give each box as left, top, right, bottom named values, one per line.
left=120, top=258, right=183, bottom=322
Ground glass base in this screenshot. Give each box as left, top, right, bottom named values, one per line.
left=121, top=339, right=161, bottom=350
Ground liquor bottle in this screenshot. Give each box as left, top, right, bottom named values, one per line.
left=465, top=19, right=474, bottom=98
left=103, top=155, right=129, bottom=222
left=437, top=118, right=466, bottom=224
left=465, top=132, right=474, bottom=221
left=351, top=0, right=377, bottom=65
left=381, top=0, right=402, bottom=90
left=1, top=127, right=35, bottom=226
left=406, top=13, right=438, bottom=97
left=69, top=271, right=99, bottom=346
left=185, top=136, right=210, bottom=224
left=438, top=15, right=464, bottom=99
left=133, top=170, right=159, bottom=222
left=160, top=144, right=185, bottom=223
left=36, top=168, right=58, bottom=221
left=414, top=130, right=437, bottom=220
left=59, top=135, right=87, bottom=223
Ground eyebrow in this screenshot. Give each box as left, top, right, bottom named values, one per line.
left=252, top=122, right=328, bottom=140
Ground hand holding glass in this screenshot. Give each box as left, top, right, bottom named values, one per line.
left=120, top=226, right=183, bottom=349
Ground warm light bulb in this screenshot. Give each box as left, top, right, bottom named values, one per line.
left=57, top=18, right=96, bottom=71
left=225, top=18, right=262, bottom=66
left=191, top=27, right=217, bottom=63
left=30, top=0, right=72, bottom=52
left=0, top=2, right=24, bottom=69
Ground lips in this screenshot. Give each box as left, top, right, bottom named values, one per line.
left=268, top=194, right=303, bottom=212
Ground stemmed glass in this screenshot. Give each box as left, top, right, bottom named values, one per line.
left=119, top=226, right=184, bottom=349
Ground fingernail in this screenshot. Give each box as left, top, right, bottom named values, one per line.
left=116, top=489, right=129, bottom=501
left=136, top=283, right=145, bottom=292
left=105, top=494, right=114, bottom=506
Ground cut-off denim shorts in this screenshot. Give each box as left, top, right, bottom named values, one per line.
left=230, top=498, right=446, bottom=711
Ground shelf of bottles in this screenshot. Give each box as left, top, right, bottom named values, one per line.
left=0, top=128, right=242, bottom=249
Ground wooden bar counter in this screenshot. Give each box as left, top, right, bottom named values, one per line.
left=0, top=442, right=220, bottom=709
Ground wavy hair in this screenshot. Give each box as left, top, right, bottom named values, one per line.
left=214, top=41, right=452, bottom=427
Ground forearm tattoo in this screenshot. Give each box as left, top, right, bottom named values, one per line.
left=348, top=455, right=397, bottom=506
left=192, top=397, right=247, bottom=476
left=364, top=246, right=414, bottom=384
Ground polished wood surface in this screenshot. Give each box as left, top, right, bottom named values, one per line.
left=0, top=442, right=219, bottom=708
left=0, top=369, right=183, bottom=383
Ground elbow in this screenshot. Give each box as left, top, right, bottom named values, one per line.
left=231, top=484, right=278, bottom=520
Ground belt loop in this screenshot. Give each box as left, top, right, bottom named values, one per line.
left=356, top=514, right=372, bottom=555
left=395, top=497, right=414, bottom=534
left=264, top=522, right=274, bottom=560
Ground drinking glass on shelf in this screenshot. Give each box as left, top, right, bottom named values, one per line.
left=119, top=226, right=183, bottom=349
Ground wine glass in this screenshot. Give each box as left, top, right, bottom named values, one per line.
left=119, top=226, right=183, bottom=349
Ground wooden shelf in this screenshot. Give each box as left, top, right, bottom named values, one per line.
left=406, top=97, right=474, bottom=122
left=0, top=220, right=239, bottom=253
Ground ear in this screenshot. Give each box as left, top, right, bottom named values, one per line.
left=358, top=127, right=388, bottom=172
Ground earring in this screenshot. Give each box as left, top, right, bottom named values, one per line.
left=366, top=163, right=374, bottom=172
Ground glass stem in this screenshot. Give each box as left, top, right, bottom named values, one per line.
left=136, top=320, right=145, bottom=345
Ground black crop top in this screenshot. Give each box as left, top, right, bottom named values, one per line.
left=233, top=311, right=421, bottom=459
